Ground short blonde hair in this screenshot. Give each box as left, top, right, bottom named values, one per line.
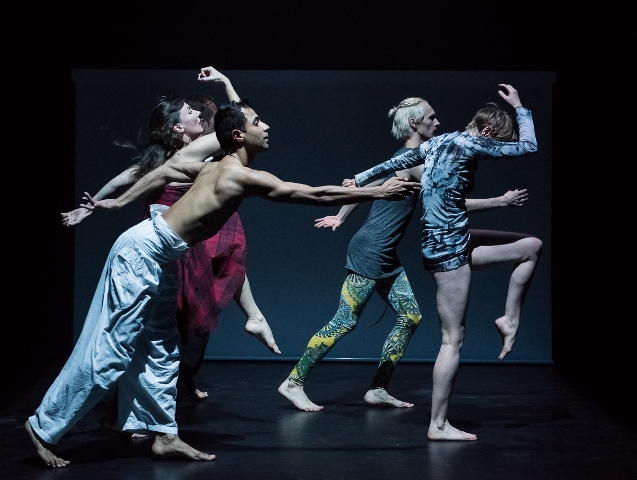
left=465, top=102, right=518, bottom=141
left=388, top=97, right=427, bottom=141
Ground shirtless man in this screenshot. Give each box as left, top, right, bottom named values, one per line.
left=26, top=99, right=419, bottom=467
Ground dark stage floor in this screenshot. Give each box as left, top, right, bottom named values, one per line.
left=2, top=361, right=636, bottom=480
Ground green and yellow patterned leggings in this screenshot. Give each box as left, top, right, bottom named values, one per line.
left=288, top=271, right=422, bottom=390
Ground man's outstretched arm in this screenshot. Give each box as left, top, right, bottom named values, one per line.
left=81, top=162, right=206, bottom=213
left=236, top=168, right=420, bottom=206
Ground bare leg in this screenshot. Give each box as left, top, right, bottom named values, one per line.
left=278, top=379, right=323, bottom=412
left=235, top=275, right=281, bottom=354
left=469, top=230, right=543, bottom=361
left=25, top=420, right=70, bottom=468
left=151, top=433, right=215, bottom=460
left=428, top=265, right=477, bottom=441
left=364, top=388, right=414, bottom=408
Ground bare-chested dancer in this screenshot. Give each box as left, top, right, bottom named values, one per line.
left=61, top=66, right=280, bottom=402
left=279, top=97, right=532, bottom=412
left=27, top=100, right=419, bottom=467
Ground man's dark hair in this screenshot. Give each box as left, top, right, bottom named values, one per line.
left=187, top=93, right=217, bottom=125
left=214, top=100, right=252, bottom=151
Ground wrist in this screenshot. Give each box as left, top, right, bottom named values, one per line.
left=499, top=196, right=511, bottom=207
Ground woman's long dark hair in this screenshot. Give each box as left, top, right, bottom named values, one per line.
left=106, top=95, right=187, bottom=180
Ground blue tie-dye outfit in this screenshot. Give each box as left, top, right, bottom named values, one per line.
left=354, top=107, right=537, bottom=272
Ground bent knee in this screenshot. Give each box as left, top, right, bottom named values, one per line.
left=398, top=314, right=423, bottom=330
left=524, top=237, right=543, bottom=255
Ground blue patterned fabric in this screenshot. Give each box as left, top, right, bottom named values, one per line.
left=354, top=107, right=537, bottom=272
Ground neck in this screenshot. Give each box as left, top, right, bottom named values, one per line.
left=404, top=132, right=427, bottom=148
left=227, top=149, right=252, bottom=166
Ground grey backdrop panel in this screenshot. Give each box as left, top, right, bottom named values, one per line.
left=72, top=70, right=555, bottom=364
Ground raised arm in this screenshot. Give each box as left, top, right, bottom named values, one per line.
left=466, top=189, right=528, bottom=212
left=172, top=67, right=242, bottom=163
left=462, top=84, right=537, bottom=158
left=81, top=162, right=207, bottom=213
left=197, top=66, right=240, bottom=102
left=497, top=83, right=522, bottom=109
left=61, top=167, right=138, bottom=227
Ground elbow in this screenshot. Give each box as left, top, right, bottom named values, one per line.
left=523, top=142, right=538, bottom=154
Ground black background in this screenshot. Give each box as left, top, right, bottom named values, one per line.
left=5, top=1, right=633, bottom=430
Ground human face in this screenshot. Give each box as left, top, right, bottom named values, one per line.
left=177, top=103, right=205, bottom=139
left=200, top=103, right=218, bottom=135
left=203, top=99, right=218, bottom=117
left=201, top=117, right=214, bottom=135
left=416, top=102, right=440, bottom=140
left=241, top=107, right=270, bottom=151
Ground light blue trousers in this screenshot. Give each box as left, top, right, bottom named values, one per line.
left=29, top=209, right=189, bottom=444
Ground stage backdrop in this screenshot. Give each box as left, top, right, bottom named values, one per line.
left=72, top=70, right=555, bottom=364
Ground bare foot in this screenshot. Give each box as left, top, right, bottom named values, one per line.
left=151, top=433, right=215, bottom=460
left=495, top=316, right=518, bottom=361
left=194, top=388, right=208, bottom=399
left=364, top=388, right=414, bottom=408
left=245, top=316, right=281, bottom=354
left=428, top=420, right=477, bottom=441
left=278, top=379, right=323, bottom=412
left=25, top=419, right=70, bottom=467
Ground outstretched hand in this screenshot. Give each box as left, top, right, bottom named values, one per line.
left=502, top=188, right=529, bottom=206
left=498, top=84, right=522, bottom=108
left=342, top=178, right=356, bottom=187
left=315, top=215, right=343, bottom=231
left=61, top=207, right=92, bottom=227
left=197, top=66, right=228, bottom=83
left=79, top=192, right=120, bottom=212
left=378, top=177, right=420, bottom=200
